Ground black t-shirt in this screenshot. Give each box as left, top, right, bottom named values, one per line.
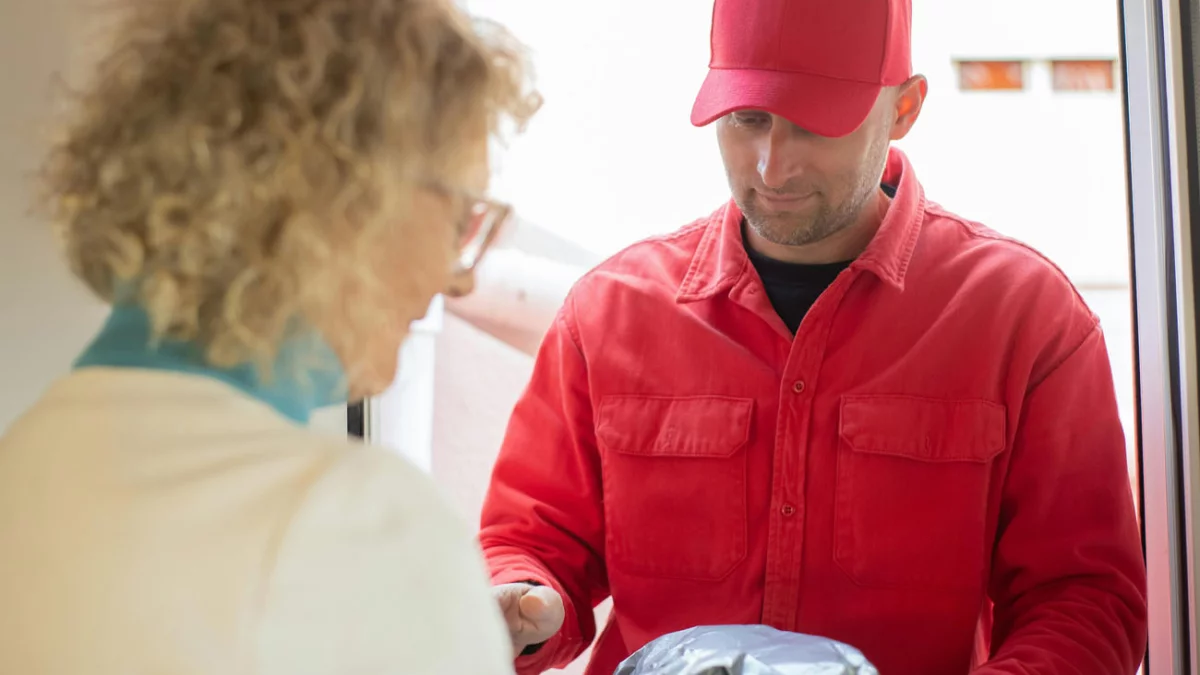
left=746, top=184, right=896, bottom=334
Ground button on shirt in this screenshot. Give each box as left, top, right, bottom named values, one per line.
left=480, top=148, right=1147, bottom=675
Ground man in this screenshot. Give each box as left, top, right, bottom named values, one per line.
left=480, top=0, right=1148, bottom=672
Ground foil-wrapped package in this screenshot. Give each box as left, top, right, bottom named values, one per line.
left=613, top=625, right=878, bottom=675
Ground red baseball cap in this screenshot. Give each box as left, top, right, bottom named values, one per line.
left=691, top=0, right=913, bottom=137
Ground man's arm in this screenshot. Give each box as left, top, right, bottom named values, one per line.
left=977, top=323, right=1147, bottom=673
left=480, top=294, right=609, bottom=674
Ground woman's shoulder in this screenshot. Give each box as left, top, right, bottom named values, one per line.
left=255, top=438, right=514, bottom=675
left=279, top=435, right=487, bottom=588
left=267, top=434, right=482, bottom=594
left=296, top=436, right=465, bottom=532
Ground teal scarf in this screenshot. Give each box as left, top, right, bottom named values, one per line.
left=74, top=305, right=347, bottom=424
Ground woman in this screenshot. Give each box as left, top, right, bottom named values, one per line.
left=0, top=0, right=538, bottom=673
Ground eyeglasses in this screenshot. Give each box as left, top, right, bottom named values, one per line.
left=455, top=197, right=512, bottom=274
left=425, top=181, right=512, bottom=275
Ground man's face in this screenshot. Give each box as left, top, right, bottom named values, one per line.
left=716, top=92, right=895, bottom=250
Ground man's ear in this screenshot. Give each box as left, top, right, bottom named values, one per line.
left=890, top=75, right=928, bottom=141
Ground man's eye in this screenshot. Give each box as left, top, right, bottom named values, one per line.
left=731, top=112, right=769, bottom=127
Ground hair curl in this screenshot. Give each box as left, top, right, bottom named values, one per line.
left=42, top=0, right=539, bottom=373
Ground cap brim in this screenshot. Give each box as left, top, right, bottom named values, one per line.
left=690, top=68, right=883, bottom=138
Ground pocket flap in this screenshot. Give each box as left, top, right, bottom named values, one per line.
left=597, top=395, right=753, bottom=458
left=840, top=395, right=1006, bottom=462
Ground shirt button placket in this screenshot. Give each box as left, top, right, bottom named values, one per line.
left=764, top=375, right=810, bottom=629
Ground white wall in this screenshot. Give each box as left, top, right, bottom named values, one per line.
left=908, top=0, right=1129, bottom=288
left=0, top=0, right=108, bottom=432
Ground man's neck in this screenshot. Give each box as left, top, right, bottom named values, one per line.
left=745, top=187, right=892, bottom=265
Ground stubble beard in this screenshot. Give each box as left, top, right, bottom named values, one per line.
left=738, top=136, right=891, bottom=249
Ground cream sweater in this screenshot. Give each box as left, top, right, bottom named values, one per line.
left=0, top=368, right=514, bottom=675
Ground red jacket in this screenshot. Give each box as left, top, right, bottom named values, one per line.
left=480, top=148, right=1147, bottom=675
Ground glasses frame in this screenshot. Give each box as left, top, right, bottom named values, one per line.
left=425, top=181, right=513, bottom=275
left=456, top=198, right=512, bottom=274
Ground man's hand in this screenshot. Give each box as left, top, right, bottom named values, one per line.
left=493, top=582, right=565, bottom=658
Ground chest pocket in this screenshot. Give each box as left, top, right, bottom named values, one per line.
left=835, top=395, right=1007, bottom=592
left=597, top=395, right=753, bottom=581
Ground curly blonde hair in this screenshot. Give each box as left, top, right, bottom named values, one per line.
left=43, top=0, right=539, bottom=373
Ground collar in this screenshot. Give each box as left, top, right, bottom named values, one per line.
left=73, top=305, right=347, bottom=424
left=677, top=146, right=926, bottom=303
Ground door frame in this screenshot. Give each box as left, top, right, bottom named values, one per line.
left=1122, top=0, right=1200, bottom=670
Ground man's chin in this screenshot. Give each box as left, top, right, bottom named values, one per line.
left=745, top=216, right=822, bottom=248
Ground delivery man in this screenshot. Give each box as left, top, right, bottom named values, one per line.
left=479, top=0, right=1148, bottom=673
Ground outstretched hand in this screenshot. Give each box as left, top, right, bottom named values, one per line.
left=493, top=582, right=565, bottom=658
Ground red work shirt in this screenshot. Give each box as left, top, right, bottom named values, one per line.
left=480, top=148, right=1146, bottom=675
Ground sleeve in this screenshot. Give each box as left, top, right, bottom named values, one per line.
left=479, top=294, right=610, bottom=674
left=255, top=447, right=515, bottom=675
left=974, top=323, right=1147, bottom=674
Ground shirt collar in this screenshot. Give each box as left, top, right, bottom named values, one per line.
left=677, top=146, right=926, bottom=303
left=73, top=305, right=347, bottom=425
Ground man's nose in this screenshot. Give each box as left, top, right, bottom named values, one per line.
left=756, top=123, right=803, bottom=190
